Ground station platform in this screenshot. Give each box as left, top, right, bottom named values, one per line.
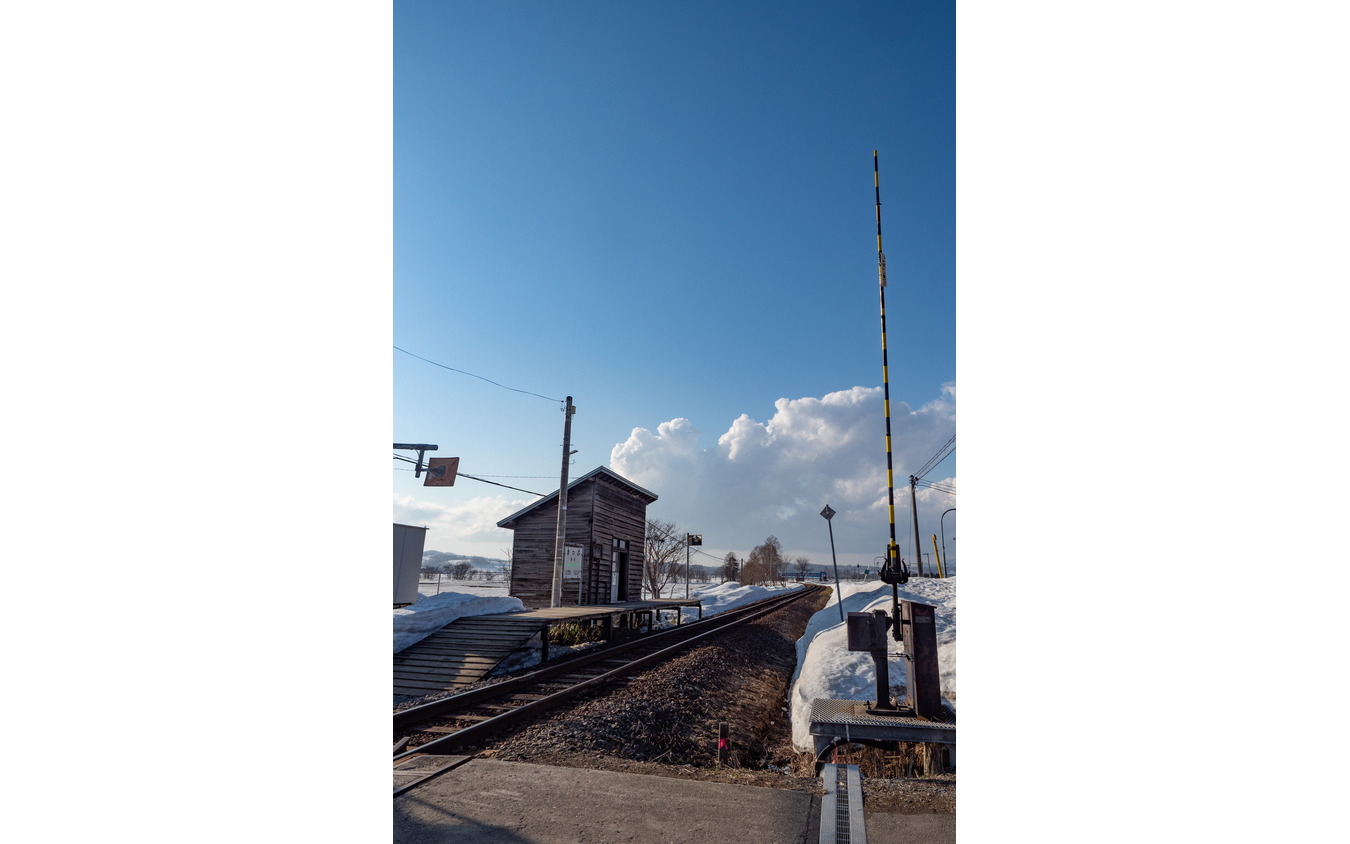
left=393, top=757, right=955, bottom=843
left=393, top=599, right=704, bottom=697
left=504, top=597, right=704, bottom=629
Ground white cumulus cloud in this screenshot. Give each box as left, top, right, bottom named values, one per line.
left=392, top=493, right=534, bottom=554
left=610, top=384, right=955, bottom=563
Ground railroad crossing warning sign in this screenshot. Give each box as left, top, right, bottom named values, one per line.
left=423, top=457, right=460, bottom=487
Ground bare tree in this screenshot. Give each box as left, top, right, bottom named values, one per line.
left=643, top=517, right=686, bottom=599
left=743, top=536, right=787, bottom=585
left=499, top=547, right=513, bottom=582
left=720, top=552, right=739, bottom=583
left=792, top=555, right=811, bottom=580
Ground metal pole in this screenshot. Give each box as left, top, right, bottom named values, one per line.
left=910, top=474, right=924, bottom=577
left=941, top=508, right=955, bottom=576
left=827, top=517, right=844, bottom=623
left=685, top=536, right=690, bottom=599
left=550, top=397, right=575, bottom=608
left=875, top=152, right=905, bottom=580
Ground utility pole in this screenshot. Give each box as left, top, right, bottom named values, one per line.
left=550, top=396, right=576, bottom=608
left=910, top=474, right=924, bottom=577
left=941, top=508, right=955, bottom=577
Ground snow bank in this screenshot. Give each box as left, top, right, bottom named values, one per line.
left=788, top=577, right=956, bottom=752
left=393, top=590, right=525, bottom=653
left=682, top=581, right=805, bottom=617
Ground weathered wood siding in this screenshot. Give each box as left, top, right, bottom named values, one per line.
left=507, top=473, right=650, bottom=608
left=589, top=475, right=647, bottom=603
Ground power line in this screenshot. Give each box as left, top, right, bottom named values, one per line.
left=392, top=457, right=549, bottom=481
left=914, top=434, right=956, bottom=480
left=916, top=479, right=956, bottom=492
left=392, top=455, right=546, bottom=496
left=394, top=345, right=562, bottom=403
left=470, top=474, right=554, bottom=480
left=458, top=473, right=545, bottom=497
left=915, top=478, right=957, bottom=496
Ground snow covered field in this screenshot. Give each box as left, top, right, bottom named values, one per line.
left=395, top=576, right=957, bottom=747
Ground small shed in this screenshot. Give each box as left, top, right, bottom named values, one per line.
left=393, top=523, right=428, bottom=606
left=497, top=466, right=657, bottom=608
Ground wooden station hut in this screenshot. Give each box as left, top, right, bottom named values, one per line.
left=497, top=466, right=657, bottom=608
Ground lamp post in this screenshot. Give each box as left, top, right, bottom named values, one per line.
left=819, top=505, right=845, bottom=623
left=941, top=508, right=955, bottom=576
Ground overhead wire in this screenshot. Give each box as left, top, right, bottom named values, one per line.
left=457, top=473, right=545, bottom=497
left=394, top=345, right=562, bottom=403
left=915, top=478, right=956, bottom=492
left=392, top=454, right=546, bottom=496
left=915, top=479, right=956, bottom=497
left=914, top=434, right=956, bottom=480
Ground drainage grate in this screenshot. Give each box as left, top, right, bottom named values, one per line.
left=819, top=763, right=866, bottom=844
left=835, top=765, right=851, bottom=840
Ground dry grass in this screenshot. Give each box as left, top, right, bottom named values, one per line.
left=801, top=741, right=954, bottom=779
left=548, top=620, right=608, bottom=646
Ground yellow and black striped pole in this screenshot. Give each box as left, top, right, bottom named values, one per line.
left=875, top=151, right=906, bottom=583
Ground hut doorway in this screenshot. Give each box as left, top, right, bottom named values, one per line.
left=610, top=539, right=629, bottom=603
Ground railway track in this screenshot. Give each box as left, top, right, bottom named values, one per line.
left=393, top=585, right=822, bottom=790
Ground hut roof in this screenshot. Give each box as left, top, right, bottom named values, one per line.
left=496, top=466, right=658, bottom=529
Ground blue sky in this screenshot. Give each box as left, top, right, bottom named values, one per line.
left=394, top=1, right=956, bottom=566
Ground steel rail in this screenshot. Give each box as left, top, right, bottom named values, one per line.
left=394, top=585, right=818, bottom=731
left=393, top=585, right=821, bottom=762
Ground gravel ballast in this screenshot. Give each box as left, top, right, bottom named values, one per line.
left=434, top=587, right=956, bottom=814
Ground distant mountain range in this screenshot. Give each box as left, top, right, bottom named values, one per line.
left=422, top=550, right=507, bottom=567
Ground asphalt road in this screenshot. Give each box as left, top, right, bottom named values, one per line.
left=394, top=757, right=955, bottom=843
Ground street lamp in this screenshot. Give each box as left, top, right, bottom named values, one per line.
left=941, top=508, right=955, bottom=576
left=819, top=505, right=845, bottom=623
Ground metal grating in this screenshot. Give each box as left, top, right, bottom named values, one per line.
left=819, top=763, right=866, bottom=844
left=811, top=698, right=955, bottom=748
left=812, top=697, right=956, bottom=727
left=835, top=765, right=851, bottom=841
